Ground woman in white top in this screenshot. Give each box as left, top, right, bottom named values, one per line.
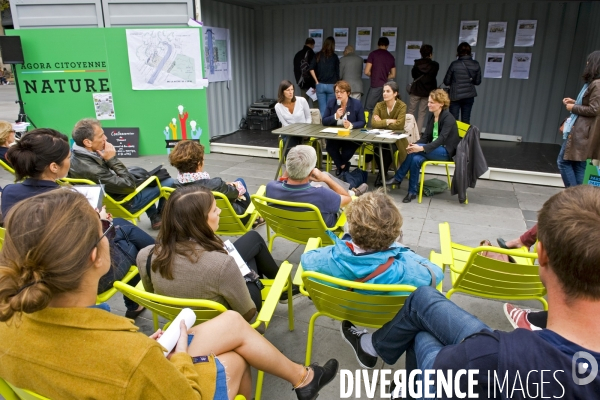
left=275, top=80, right=311, bottom=156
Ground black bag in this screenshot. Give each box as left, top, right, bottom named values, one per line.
left=128, top=165, right=171, bottom=187
left=340, top=168, right=368, bottom=190
left=406, top=74, right=424, bottom=95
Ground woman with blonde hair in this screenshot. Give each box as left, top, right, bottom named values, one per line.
left=386, top=89, right=461, bottom=202
left=0, top=120, right=15, bottom=161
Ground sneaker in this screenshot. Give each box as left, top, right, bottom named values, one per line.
left=340, top=320, right=378, bottom=369
left=150, top=214, right=162, bottom=230
left=295, top=359, right=339, bottom=400
left=503, top=303, right=541, bottom=331
left=279, top=285, right=301, bottom=303
left=353, top=183, right=369, bottom=197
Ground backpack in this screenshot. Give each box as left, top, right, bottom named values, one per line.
left=298, top=51, right=312, bottom=88
left=127, top=165, right=171, bottom=187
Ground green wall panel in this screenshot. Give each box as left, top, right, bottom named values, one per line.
left=7, top=27, right=210, bottom=155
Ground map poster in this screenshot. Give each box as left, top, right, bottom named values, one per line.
left=308, top=29, right=323, bottom=51
left=510, top=53, right=532, bottom=79
left=93, top=92, right=115, bottom=120
left=355, top=27, right=372, bottom=51
left=404, top=41, right=422, bottom=66
left=126, top=29, right=204, bottom=90
left=333, top=28, right=349, bottom=52
left=380, top=27, right=397, bottom=52
left=515, top=20, right=537, bottom=47
left=103, top=127, right=139, bottom=158
left=484, top=53, right=505, bottom=79
left=459, top=20, right=479, bottom=46
left=203, top=26, right=232, bottom=83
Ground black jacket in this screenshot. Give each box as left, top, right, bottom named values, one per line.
left=418, top=109, right=461, bottom=158
left=410, top=58, right=439, bottom=97
left=443, top=56, right=482, bottom=101
left=310, top=53, right=340, bottom=85
left=174, top=178, right=250, bottom=215
left=293, top=46, right=316, bottom=90
left=451, top=125, right=488, bottom=203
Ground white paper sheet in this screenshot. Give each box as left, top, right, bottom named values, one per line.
left=93, top=92, right=115, bottom=120
left=404, top=41, right=423, bottom=66
left=224, top=240, right=252, bottom=276
left=309, top=29, right=323, bottom=51
left=203, top=26, right=232, bottom=83
left=321, top=128, right=342, bottom=133
left=306, top=87, right=318, bottom=101
left=484, top=53, right=505, bottom=79
left=72, top=185, right=105, bottom=210
left=510, top=53, right=532, bottom=79
left=485, top=22, right=507, bottom=48
left=514, top=20, right=537, bottom=47
left=380, top=27, right=397, bottom=52
left=334, top=28, right=349, bottom=52
left=459, top=20, right=479, bottom=46
left=355, top=27, right=372, bottom=51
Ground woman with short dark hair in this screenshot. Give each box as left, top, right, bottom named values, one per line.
left=443, top=42, right=482, bottom=124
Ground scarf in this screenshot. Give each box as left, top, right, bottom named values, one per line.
left=563, top=83, right=589, bottom=139
left=177, top=171, right=210, bottom=184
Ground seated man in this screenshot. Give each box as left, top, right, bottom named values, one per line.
left=266, top=145, right=354, bottom=228
left=69, top=118, right=174, bottom=229
left=340, top=185, right=600, bottom=398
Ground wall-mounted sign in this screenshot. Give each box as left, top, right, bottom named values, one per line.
left=104, top=127, right=139, bottom=158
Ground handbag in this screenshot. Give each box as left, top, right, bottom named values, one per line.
left=406, top=74, right=424, bottom=95
left=128, top=165, right=171, bottom=187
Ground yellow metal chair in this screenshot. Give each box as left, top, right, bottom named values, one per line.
left=162, top=185, right=266, bottom=237
left=114, top=261, right=294, bottom=400
left=0, top=159, right=15, bottom=175
left=293, top=237, right=418, bottom=364
left=61, top=176, right=164, bottom=225
left=278, top=136, right=323, bottom=171
left=417, top=121, right=470, bottom=203
left=0, top=227, right=5, bottom=250
left=250, top=194, right=346, bottom=251
left=96, top=265, right=139, bottom=304
left=430, top=222, right=547, bottom=310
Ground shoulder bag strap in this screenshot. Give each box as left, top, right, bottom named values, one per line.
left=355, top=257, right=395, bottom=283
left=145, top=247, right=154, bottom=283
left=460, top=61, right=473, bottom=81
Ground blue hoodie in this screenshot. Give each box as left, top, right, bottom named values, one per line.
left=300, top=231, right=444, bottom=295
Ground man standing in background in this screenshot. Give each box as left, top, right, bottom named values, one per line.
left=293, top=38, right=318, bottom=109
left=408, top=44, right=439, bottom=133
left=364, top=37, right=396, bottom=118
left=339, top=45, right=364, bottom=100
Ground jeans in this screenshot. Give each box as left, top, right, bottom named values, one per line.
left=326, top=140, right=360, bottom=171
left=557, top=139, right=586, bottom=187
left=372, top=286, right=491, bottom=398
left=126, top=177, right=175, bottom=219
left=393, top=146, right=450, bottom=194
left=98, top=218, right=155, bottom=310
left=449, top=97, right=475, bottom=124
left=316, top=83, right=335, bottom=118
left=232, top=231, right=279, bottom=311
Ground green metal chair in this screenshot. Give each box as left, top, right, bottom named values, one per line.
left=430, top=222, right=547, bottom=310
left=96, top=265, right=139, bottom=304
left=0, top=227, right=5, bottom=250
left=293, top=237, right=418, bottom=365
left=0, top=159, right=15, bottom=175
left=278, top=136, right=323, bottom=171
left=250, top=194, right=346, bottom=251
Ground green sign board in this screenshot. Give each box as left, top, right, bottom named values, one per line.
left=7, top=27, right=210, bottom=155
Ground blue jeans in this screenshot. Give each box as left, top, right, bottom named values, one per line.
left=393, top=146, right=451, bottom=194
left=557, top=139, right=586, bottom=187
left=449, top=97, right=475, bottom=124
left=316, top=83, right=335, bottom=118
left=372, top=287, right=491, bottom=398
left=126, top=177, right=175, bottom=218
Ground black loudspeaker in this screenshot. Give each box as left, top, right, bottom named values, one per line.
left=0, top=36, right=24, bottom=64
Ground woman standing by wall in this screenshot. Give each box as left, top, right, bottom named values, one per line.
left=443, top=42, right=481, bottom=124
left=309, top=36, right=340, bottom=118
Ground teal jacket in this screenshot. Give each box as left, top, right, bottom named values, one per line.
left=300, top=231, right=444, bottom=295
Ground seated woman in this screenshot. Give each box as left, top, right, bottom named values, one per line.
left=301, top=190, right=443, bottom=292
left=137, top=185, right=284, bottom=322
left=275, top=79, right=311, bottom=155
left=1, top=128, right=153, bottom=319
left=169, top=140, right=263, bottom=226
left=323, top=80, right=366, bottom=175
left=0, top=120, right=15, bottom=162
left=0, top=190, right=337, bottom=400
left=386, top=89, right=461, bottom=203
left=370, top=81, right=407, bottom=186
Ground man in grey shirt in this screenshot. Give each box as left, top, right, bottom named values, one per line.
left=340, top=45, right=364, bottom=100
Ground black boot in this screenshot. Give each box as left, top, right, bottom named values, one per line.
left=295, top=359, right=339, bottom=400
left=403, top=193, right=417, bottom=203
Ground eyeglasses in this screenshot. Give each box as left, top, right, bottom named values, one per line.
left=92, top=219, right=115, bottom=250
left=334, top=90, right=346, bottom=94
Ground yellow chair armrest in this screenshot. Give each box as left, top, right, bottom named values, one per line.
left=294, top=237, right=322, bottom=288
left=60, top=177, right=97, bottom=185
left=116, top=176, right=162, bottom=204
left=302, top=270, right=417, bottom=293
left=438, top=222, right=454, bottom=267
left=255, top=185, right=266, bottom=196
left=332, top=211, right=347, bottom=230
left=253, top=261, right=293, bottom=328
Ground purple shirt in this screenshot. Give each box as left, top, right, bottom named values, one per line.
left=367, top=49, right=396, bottom=88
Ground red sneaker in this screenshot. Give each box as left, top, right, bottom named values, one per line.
left=503, top=303, right=541, bottom=331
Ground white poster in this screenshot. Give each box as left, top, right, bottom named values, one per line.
left=484, top=53, right=505, bottom=79
left=380, top=27, right=398, bottom=52
left=203, top=27, right=232, bottom=83
left=333, top=28, right=349, bottom=52
left=404, top=41, right=423, bottom=66
left=356, top=27, right=372, bottom=51
left=93, top=92, right=115, bottom=120
left=308, top=29, right=323, bottom=51
left=459, top=20, right=479, bottom=46
left=515, top=20, right=537, bottom=47
left=486, top=22, right=507, bottom=48
left=510, top=53, right=532, bottom=79
left=126, top=29, right=204, bottom=90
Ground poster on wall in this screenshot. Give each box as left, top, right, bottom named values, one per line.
left=125, top=29, right=205, bottom=90
left=514, top=20, right=537, bottom=47
left=308, top=29, right=323, bottom=51
left=203, top=27, right=232, bottom=83
left=380, top=27, right=397, bottom=52
left=93, top=92, right=115, bottom=120
left=103, top=127, right=139, bottom=158
left=334, top=28, right=349, bottom=52
left=486, top=22, right=507, bottom=48
left=355, top=27, right=372, bottom=51
left=484, top=53, right=505, bottom=79
left=404, top=41, right=422, bottom=65
left=459, top=20, right=479, bottom=46
left=510, top=53, right=532, bottom=79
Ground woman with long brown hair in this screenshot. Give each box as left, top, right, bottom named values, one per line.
left=309, top=36, right=340, bottom=118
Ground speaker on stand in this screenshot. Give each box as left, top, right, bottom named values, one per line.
left=0, top=36, right=37, bottom=132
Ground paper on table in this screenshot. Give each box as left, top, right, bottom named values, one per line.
left=378, top=133, right=408, bottom=139
left=321, top=128, right=341, bottom=133
left=72, top=185, right=105, bottom=210
left=224, top=240, right=252, bottom=275
left=306, top=87, right=318, bottom=101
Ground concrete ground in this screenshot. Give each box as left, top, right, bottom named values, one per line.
left=0, top=84, right=561, bottom=399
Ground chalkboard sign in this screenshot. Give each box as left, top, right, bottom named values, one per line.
left=103, top=127, right=139, bottom=158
